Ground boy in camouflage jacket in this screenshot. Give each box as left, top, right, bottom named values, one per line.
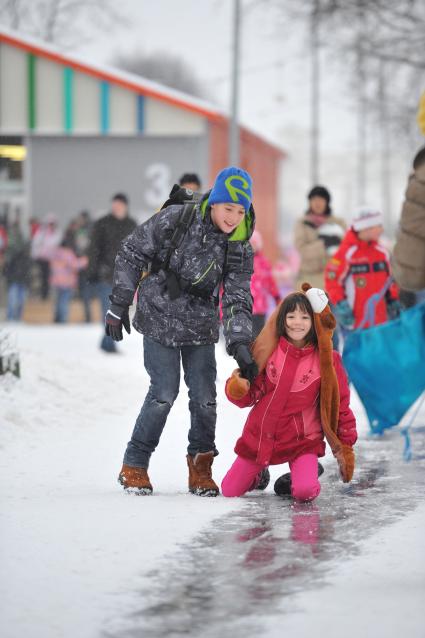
left=106, top=166, right=257, bottom=496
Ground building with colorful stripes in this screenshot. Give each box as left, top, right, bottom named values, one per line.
left=0, top=27, right=285, bottom=260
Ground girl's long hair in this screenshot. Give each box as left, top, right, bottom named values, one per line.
left=276, top=293, right=318, bottom=347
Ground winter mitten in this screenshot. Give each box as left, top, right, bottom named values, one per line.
left=226, top=369, right=251, bottom=400
left=386, top=298, right=403, bottom=320
left=105, top=304, right=131, bottom=341
left=233, top=343, right=259, bottom=383
left=333, top=300, right=355, bottom=328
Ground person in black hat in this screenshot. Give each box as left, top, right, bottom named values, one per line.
left=294, top=185, right=346, bottom=290
left=178, top=173, right=202, bottom=193
left=87, top=193, right=136, bottom=353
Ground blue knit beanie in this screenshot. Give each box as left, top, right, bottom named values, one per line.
left=208, top=166, right=253, bottom=212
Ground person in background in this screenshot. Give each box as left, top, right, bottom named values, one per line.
left=4, top=221, right=31, bottom=321
left=250, top=229, right=280, bottom=338
left=392, top=145, right=425, bottom=306
left=294, top=186, right=346, bottom=290
left=325, top=207, right=402, bottom=330
left=31, top=213, right=61, bottom=300
left=178, top=172, right=202, bottom=193
left=73, top=210, right=93, bottom=322
left=87, top=193, right=137, bottom=352
left=50, top=232, right=88, bottom=323
left=28, top=217, right=40, bottom=239
left=0, top=216, right=7, bottom=261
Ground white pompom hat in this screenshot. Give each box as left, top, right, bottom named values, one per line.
left=305, top=287, right=328, bottom=313
left=352, top=206, right=384, bottom=231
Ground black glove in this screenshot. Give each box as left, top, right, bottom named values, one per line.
left=387, top=299, right=403, bottom=320
left=105, top=304, right=131, bottom=341
left=233, top=343, right=258, bottom=383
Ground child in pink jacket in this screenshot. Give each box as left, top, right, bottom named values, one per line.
left=50, top=234, right=88, bottom=323
left=250, top=230, right=280, bottom=338
left=222, top=290, right=357, bottom=502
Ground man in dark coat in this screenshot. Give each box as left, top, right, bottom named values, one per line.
left=87, top=193, right=136, bottom=352
left=105, top=166, right=258, bottom=496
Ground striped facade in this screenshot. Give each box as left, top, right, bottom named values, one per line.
left=0, top=28, right=285, bottom=262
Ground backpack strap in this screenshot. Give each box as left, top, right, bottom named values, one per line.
left=151, top=201, right=197, bottom=300
left=151, top=202, right=197, bottom=273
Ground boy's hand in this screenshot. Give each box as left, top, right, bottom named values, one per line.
left=334, top=300, right=354, bottom=328
left=233, top=343, right=258, bottom=383
left=105, top=305, right=131, bottom=341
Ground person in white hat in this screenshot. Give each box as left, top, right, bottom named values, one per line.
left=324, top=206, right=402, bottom=329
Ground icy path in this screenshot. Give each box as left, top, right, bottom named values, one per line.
left=1, top=323, right=424, bottom=638
left=104, top=428, right=425, bottom=638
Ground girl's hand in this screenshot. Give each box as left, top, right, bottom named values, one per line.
left=226, top=369, right=250, bottom=400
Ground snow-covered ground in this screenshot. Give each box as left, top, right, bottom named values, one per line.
left=1, top=323, right=424, bottom=638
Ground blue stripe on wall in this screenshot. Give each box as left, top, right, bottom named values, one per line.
left=100, top=81, right=110, bottom=133
left=137, top=94, right=145, bottom=133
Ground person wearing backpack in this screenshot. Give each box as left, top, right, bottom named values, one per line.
left=106, top=166, right=257, bottom=496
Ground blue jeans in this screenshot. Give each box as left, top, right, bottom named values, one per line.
left=7, top=283, right=27, bottom=320
left=92, top=281, right=116, bottom=352
left=124, top=336, right=218, bottom=468
left=54, top=287, right=74, bottom=323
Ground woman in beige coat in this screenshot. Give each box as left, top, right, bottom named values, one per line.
left=392, top=146, right=425, bottom=304
left=294, top=186, right=346, bottom=290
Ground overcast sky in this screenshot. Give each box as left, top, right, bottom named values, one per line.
left=76, top=0, right=354, bottom=151
left=59, top=1, right=421, bottom=230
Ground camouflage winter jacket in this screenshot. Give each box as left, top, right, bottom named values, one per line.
left=110, top=193, right=255, bottom=352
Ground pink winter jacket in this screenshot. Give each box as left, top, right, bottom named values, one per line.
left=251, top=252, right=280, bottom=315
left=50, top=247, right=88, bottom=289
left=225, top=336, right=357, bottom=466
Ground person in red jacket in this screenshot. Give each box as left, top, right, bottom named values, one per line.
left=325, top=207, right=401, bottom=329
left=221, top=290, right=357, bottom=502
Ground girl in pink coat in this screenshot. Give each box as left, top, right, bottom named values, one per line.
left=221, top=290, right=357, bottom=502
left=250, top=230, right=280, bottom=338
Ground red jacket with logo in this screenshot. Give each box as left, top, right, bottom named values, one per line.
left=324, top=229, right=399, bottom=328
left=225, top=337, right=357, bottom=467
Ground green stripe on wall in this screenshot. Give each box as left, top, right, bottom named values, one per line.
left=27, top=53, right=36, bottom=130
left=100, top=81, right=110, bottom=134
left=63, top=67, right=74, bottom=133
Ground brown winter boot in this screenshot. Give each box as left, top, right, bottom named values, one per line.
left=118, top=464, right=153, bottom=495
left=187, top=452, right=219, bottom=497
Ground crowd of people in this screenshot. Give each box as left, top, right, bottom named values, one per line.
left=1, top=149, right=424, bottom=500
left=0, top=193, right=136, bottom=334
left=106, top=149, right=424, bottom=499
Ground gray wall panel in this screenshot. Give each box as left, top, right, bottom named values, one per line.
left=28, top=135, right=208, bottom=227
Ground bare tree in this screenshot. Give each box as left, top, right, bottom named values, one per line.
left=113, top=50, right=210, bottom=101
left=253, top=0, right=425, bottom=215
left=0, top=0, right=128, bottom=48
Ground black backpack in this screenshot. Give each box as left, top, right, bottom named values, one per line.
left=150, top=185, right=198, bottom=300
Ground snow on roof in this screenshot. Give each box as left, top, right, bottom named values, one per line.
left=0, top=26, right=226, bottom=122
left=0, top=26, right=285, bottom=156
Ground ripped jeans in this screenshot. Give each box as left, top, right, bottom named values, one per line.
left=123, top=336, right=217, bottom=468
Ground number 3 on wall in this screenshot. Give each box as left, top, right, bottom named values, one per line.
left=145, top=163, right=171, bottom=209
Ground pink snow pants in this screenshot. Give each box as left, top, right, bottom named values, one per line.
left=221, top=453, right=321, bottom=502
